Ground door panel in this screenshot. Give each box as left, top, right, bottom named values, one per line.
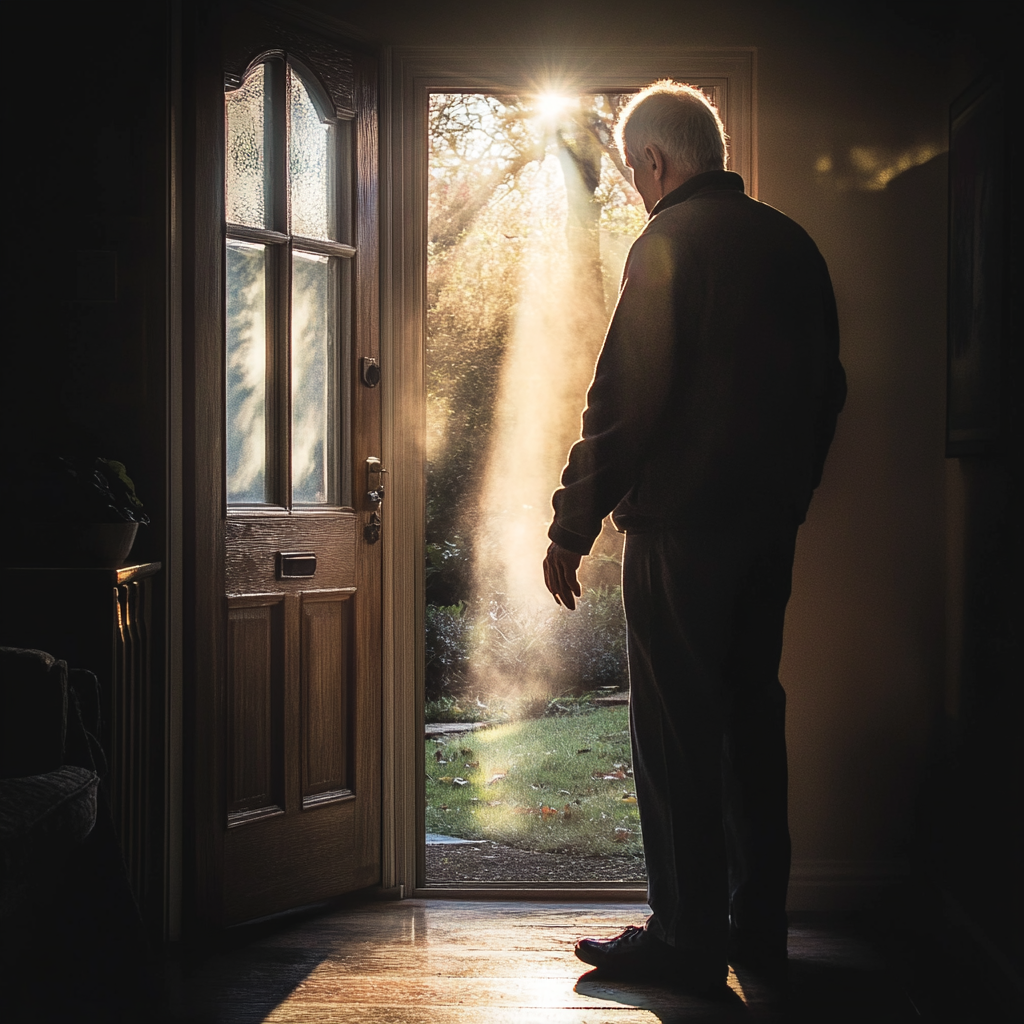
left=223, top=783, right=376, bottom=923
left=226, top=596, right=285, bottom=821
left=225, top=516, right=357, bottom=592
left=301, top=592, right=353, bottom=803
left=222, top=509, right=377, bottom=921
left=202, top=23, right=380, bottom=927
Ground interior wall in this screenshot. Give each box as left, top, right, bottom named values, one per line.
left=328, top=0, right=963, bottom=901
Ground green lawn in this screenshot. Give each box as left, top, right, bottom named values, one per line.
left=425, top=706, right=645, bottom=859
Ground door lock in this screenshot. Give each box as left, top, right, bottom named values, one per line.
left=365, top=457, right=388, bottom=543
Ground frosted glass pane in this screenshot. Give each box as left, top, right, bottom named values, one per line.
left=226, top=241, right=268, bottom=503
left=225, top=65, right=269, bottom=229
left=292, top=252, right=335, bottom=504
left=289, top=69, right=335, bottom=240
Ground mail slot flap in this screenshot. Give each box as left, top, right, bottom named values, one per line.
left=278, top=551, right=317, bottom=578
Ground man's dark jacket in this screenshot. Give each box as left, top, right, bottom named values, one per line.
left=548, top=170, right=846, bottom=556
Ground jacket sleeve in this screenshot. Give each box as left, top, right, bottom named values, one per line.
left=548, top=231, right=681, bottom=555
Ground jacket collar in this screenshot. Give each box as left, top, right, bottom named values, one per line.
left=649, top=170, right=746, bottom=218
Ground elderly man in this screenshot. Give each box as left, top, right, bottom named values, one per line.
left=543, top=81, right=846, bottom=994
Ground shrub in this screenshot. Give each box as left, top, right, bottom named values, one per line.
left=425, top=601, right=472, bottom=698
left=424, top=585, right=628, bottom=705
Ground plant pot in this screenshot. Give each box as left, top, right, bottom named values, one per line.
left=6, top=522, right=140, bottom=568
left=71, top=522, right=140, bottom=567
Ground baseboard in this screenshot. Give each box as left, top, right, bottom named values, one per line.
left=787, top=859, right=909, bottom=912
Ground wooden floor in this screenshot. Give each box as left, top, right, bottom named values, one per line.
left=156, top=897, right=1004, bottom=1024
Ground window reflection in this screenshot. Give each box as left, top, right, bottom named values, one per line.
left=292, top=251, right=334, bottom=504
left=226, top=240, right=268, bottom=503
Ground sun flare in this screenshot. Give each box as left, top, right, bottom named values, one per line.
left=534, top=91, right=574, bottom=119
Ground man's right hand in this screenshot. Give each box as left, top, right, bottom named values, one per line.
left=542, top=542, right=583, bottom=610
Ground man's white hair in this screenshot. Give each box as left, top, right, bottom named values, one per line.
left=614, top=80, right=728, bottom=179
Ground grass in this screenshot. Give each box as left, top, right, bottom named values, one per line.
left=425, top=705, right=645, bottom=860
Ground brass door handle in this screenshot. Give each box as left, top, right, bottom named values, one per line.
left=365, top=457, right=387, bottom=543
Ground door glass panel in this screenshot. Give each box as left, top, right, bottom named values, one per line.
left=292, top=251, right=336, bottom=504
left=226, top=240, right=269, bottom=504
left=289, top=68, right=335, bottom=240
left=225, top=63, right=270, bottom=229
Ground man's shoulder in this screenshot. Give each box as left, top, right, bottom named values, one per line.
left=645, top=189, right=822, bottom=261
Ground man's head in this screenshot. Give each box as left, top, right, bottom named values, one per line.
left=615, top=81, right=728, bottom=211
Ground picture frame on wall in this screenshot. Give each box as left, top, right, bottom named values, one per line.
left=945, top=74, right=1005, bottom=457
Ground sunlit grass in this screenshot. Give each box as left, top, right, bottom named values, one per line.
left=425, top=706, right=644, bottom=860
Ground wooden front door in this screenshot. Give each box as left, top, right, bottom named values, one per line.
left=212, top=32, right=380, bottom=926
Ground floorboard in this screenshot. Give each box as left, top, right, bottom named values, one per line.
left=158, top=899, right=960, bottom=1024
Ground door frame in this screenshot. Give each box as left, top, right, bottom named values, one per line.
left=381, top=46, right=757, bottom=897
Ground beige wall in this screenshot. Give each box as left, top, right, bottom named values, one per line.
left=338, top=0, right=959, bottom=902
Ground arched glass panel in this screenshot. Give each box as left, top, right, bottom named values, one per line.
left=225, top=63, right=270, bottom=229
left=289, top=67, right=335, bottom=240
left=225, top=57, right=349, bottom=509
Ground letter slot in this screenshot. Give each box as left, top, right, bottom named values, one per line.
left=278, top=552, right=317, bottom=578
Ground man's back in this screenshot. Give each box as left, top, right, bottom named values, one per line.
left=550, top=171, right=846, bottom=552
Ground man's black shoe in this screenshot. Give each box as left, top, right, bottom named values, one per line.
left=575, top=925, right=727, bottom=995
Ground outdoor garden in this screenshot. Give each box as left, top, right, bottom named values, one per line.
left=424, top=92, right=648, bottom=879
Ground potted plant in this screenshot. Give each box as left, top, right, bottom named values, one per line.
left=7, top=456, right=150, bottom=568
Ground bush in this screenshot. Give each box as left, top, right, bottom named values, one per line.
left=424, top=586, right=628, bottom=704
left=425, top=601, right=473, bottom=699
left=551, top=585, right=628, bottom=691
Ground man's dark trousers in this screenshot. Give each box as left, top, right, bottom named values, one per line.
left=623, top=521, right=798, bottom=962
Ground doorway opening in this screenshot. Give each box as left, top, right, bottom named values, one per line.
left=423, top=90, right=647, bottom=884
